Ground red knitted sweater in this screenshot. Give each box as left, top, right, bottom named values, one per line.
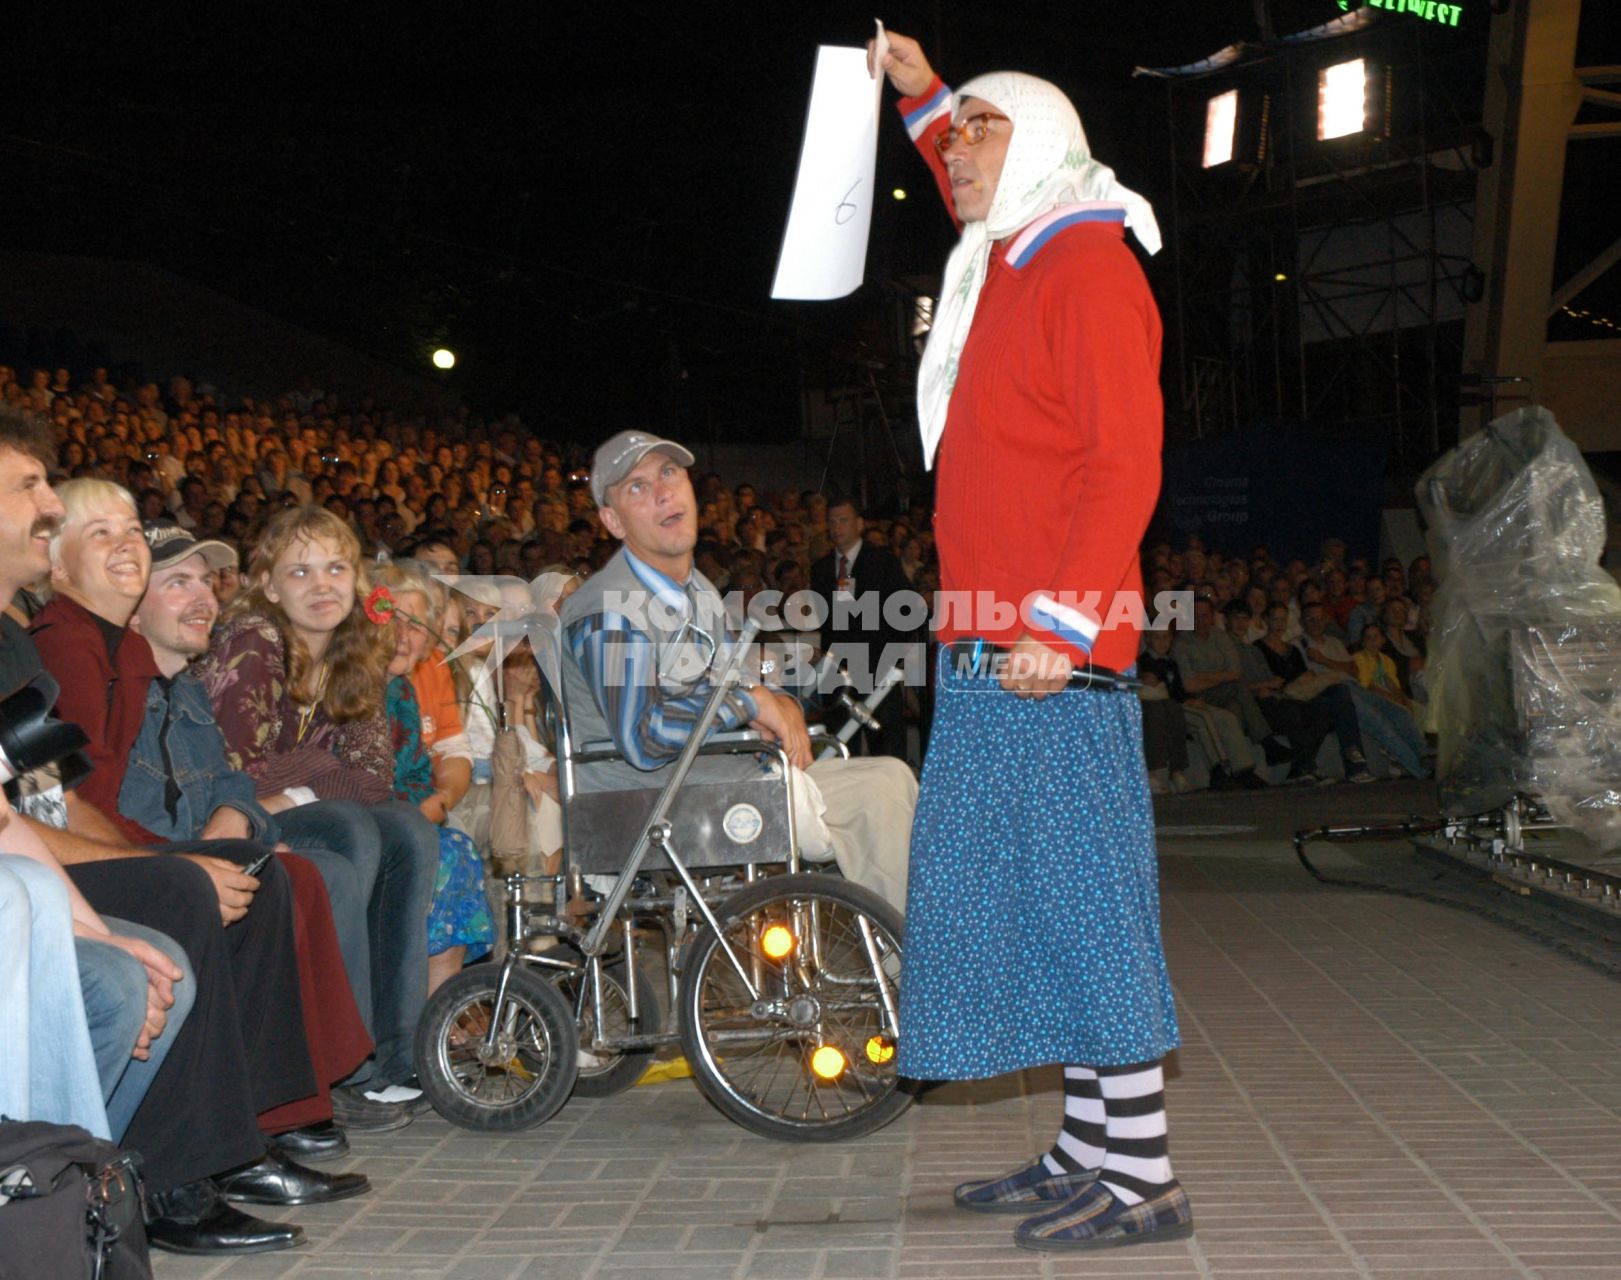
left=902, top=78, right=1163, bottom=672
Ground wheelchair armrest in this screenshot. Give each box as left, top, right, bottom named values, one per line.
left=706, top=729, right=765, bottom=744
left=807, top=725, right=850, bottom=759
left=571, top=731, right=784, bottom=770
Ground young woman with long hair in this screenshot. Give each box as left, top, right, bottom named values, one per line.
left=195, top=505, right=439, bottom=1100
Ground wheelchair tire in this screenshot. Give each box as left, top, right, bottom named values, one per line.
left=414, top=964, right=578, bottom=1132
left=544, top=953, right=663, bottom=1098
left=677, top=872, right=912, bottom=1143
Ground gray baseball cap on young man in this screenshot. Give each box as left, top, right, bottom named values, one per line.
left=589, top=431, right=695, bottom=506
left=143, top=519, right=237, bottom=571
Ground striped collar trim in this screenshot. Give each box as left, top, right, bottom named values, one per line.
left=622, top=549, right=690, bottom=618
left=1006, top=202, right=1127, bottom=270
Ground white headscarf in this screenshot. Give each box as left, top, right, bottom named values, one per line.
left=916, top=72, right=1162, bottom=468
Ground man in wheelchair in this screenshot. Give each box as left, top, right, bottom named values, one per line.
left=557, top=431, right=915, bottom=915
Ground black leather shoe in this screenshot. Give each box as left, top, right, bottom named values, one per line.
left=332, top=1084, right=414, bottom=1132
left=217, top=1150, right=370, bottom=1207
left=146, top=1179, right=304, bottom=1256
left=268, top=1120, right=350, bottom=1164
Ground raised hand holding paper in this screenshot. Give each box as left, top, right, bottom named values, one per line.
left=769, top=20, right=888, bottom=301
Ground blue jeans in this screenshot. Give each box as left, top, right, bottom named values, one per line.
left=0, top=856, right=110, bottom=1138
left=275, top=801, right=376, bottom=1045
left=82, top=918, right=195, bottom=1142
left=277, top=799, right=437, bottom=1084
left=1346, top=684, right=1429, bottom=777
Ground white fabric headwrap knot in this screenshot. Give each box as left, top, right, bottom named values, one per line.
left=916, top=72, right=1161, bottom=469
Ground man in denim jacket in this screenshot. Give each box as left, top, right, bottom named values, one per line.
left=119, top=521, right=406, bottom=1144
left=118, top=525, right=277, bottom=846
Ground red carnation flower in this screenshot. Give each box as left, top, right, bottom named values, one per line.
left=362, top=585, right=397, bottom=625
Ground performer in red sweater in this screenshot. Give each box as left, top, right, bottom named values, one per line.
left=873, top=31, right=1190, bottom=1252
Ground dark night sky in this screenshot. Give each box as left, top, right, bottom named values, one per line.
left=5, top=2, right=1613, bottom=440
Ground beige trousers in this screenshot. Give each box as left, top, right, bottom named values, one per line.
left=794, top=757, right=917, bottom=916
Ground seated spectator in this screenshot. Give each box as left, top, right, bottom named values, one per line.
left=1236, top=614, right=1333, bottom=785
left=1266, top=574, right=1302, bottom=640
left=195, top=505, right=440, bottom=1100
left=2, top=790, right=194, bottom=1143
left=32, top=482, right=378, bottom=1177
left=1241, top=585, right=1268, bottom=631
left=1345, top=577, right=1386, bottom=645
left=1, top=862, right=92, bottom=1120
left=562, top=433, right=915, bottom=914
left=1297, top=603, right=1428, bottom=778
left=1380, top=596, right=1426, bottom=701
left=1172, top=597, right=1275, bottom=759
left=0, top=410, right=330, bottom=1254
left=1135, top=642, right=1190, bottom=794
left=455, top=570, right=575, bottom=882
left=2, top=846, right=142, bottom=1141
left=1351, top=623, right=1429, bottom=777
left=1140, top=628, right=1265, bottom=789
left=1252, top=605, right=1375, bottom=783
left=123, top=522, right=397, bottom=1153
left=375, top=565, right=494, bottom=994
left=1224, top=599, right=1264, bottom=644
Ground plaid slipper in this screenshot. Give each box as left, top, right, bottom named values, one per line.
left=952, top=1159, right=1100, bottom=1214
left=1015, top=1180, right=1194, bottom=1251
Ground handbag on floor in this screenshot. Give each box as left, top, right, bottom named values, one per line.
left=0, top=1119, right=152, bottom=1280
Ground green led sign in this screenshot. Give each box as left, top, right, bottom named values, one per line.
left=1339, top=0, right=1465, bottom=24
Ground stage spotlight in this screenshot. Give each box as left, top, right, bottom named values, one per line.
left=1318, top=59, right=1366, bottom=141
left=431, top=348, right=456, bottom=370
left=1203, top=90, right=1238, bottom=168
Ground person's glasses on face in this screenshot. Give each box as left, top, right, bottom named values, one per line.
left=933, top=111, right=1010, bottom=156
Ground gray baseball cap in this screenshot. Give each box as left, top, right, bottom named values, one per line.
left=589, top=431, right=695, bottom=506
left=143, top=519, right=236, bottom=571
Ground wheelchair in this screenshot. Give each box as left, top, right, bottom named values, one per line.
left=413, top=616, right=912, bottom=1142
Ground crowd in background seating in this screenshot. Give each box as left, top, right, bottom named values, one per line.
left=3, top=359, right=1436, bottom=797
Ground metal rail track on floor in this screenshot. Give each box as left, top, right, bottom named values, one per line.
left=1294, top=795, right=1621, bottom=917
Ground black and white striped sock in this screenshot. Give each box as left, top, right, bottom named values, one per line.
left=1042, top=1065, right=1105, bottom=1175
left=1097, top=1060, right=1175, bottom=1206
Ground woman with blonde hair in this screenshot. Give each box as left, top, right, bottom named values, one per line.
left=196, top=505, right=438, bottom=1101
left=373, top=564, right=492, bottom=994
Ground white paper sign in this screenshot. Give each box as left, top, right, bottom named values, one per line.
left=770, top=42, right=885, bottom=301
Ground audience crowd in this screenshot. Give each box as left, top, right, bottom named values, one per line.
left=1, top=359, right=1436, bottom=1256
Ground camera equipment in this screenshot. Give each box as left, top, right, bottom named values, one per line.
left=0, top=674, right=90, bottom=786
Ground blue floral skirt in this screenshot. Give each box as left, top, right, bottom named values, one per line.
left=895, top=654, right=1180, bottom=1080
left=428, top=826, right=495, bottom=960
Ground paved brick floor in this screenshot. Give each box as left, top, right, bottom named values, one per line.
left=155, top=784, right=1621, bottom=1279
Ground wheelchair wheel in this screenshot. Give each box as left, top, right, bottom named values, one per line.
left=414, top=964, right=578, bottom=1131
left=677, top=873, right=911, bottom=1143
left=544, top=952, right=663, bottom=1098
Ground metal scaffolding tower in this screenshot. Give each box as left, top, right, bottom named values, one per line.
left=1143, top=9, right=1490, bottom=460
